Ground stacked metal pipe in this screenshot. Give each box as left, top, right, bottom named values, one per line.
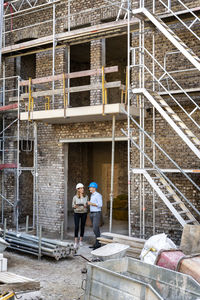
left=5, top=231, right=75, bottom=260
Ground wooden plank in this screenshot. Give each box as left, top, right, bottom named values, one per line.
left=0, top=103, right=18, bottom=112
left=2, top=19, right=137, bottom=55
left=20, top=66, right=118, bottom=86
left=0, top=164, right=17, bottom=170
left=113, top=237, right=144, bottom=249
left=101, top=232, right=146, bottom=243
left=2, top=8, right=200, bottom=57
left=19, top=81, right=122, bottom=99
left=0, top=281, right=40, bottom=294
left=0, top=272, right=40, bottom=294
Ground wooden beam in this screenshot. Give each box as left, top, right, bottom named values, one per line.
left=2, top=18, right=137, bottom=55
left=2, top=7, right=200, bottom=57
left=0, top=103, right=18, bottom=111
left=0, top=164, right=17, bottom=170
left=18, top=81, right=122, bottom=99
left=20, top=66, right=118, bottom=86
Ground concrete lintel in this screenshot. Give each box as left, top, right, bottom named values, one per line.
left=59, top=137, right=130, bottom=143
left=20, top=104, right=140, bottom=124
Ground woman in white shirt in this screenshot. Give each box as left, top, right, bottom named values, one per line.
left=72, top=183, right=88, bottom=249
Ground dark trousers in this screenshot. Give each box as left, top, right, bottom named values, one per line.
left=74, top=212, right=87, bottom=238
left=90, top=212, right=101, bottom=246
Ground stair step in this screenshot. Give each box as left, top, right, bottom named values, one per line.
left=160, top=103, right=168, bottom=107
left=171, top=114, right=182, bottom=121
left=192, top=137, right=200, bottom=146
left=165, top=107, right=174, bottom=114
left=171, top=201, right=182, bottom=205
left=185, top=220, right=195, bottom=224
left=177, top=122, right=188, bottom=129
left=185, top=129, right=195, bottom=137
left=179, top=210, right=189, bottom=215
left=165, top=193, right=175, bottom=197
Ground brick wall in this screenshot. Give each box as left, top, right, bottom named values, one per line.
left=1, top=0, right=200, bottom=241
left=37, top=120, right=127, bottom=233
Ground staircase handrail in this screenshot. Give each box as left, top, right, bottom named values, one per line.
left=158, top=0, right=200, bottom=42
left=122, top=126, right=200, bottom=217
left=132, top=46, right=200, bottom=130
left=122, top=106, right=200, bottom=192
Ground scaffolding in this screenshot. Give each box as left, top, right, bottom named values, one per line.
left=0, top=74, right=38, bottom=231
left=0, top=0, right=200, bottom=236
left=124, top=0, right=200, bottom=237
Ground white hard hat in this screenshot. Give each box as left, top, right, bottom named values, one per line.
left=76, top=183, right=84, bottom=189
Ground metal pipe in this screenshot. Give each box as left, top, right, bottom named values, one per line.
left=152, top=31, right=156, bottom=236
left=1, top=60, right=5, bottom=224
left=52, top=3, right=56, bottom=109
left=60, top=221, right=64, bottom=241
left=0, top=119, right=18, bottom=136
left=68, top=0, right=70, bottom=33
left=127, top=0, right=131, bottom=237
left=67, top=45, right=70, bottom=106
left=3, top=218, right=6, bottom=239
left=0, top=0, right=3, bottom=71
left=25, top=215, right=29, bottom=233
left=121, top=112, right=200, bottom=216
left=109, top=114, right=116, bottom=233
left=139, top=17, right=142, bottom=238
left=16, top=76, right=20, bottom=232
left=38, top=225, right=42, bottom=260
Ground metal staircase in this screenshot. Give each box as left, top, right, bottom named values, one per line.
left=133, top=88, right=200, bottom=159
left=116, top=0, right=128, bottom=21
left=125, top=1, right=200, bottom=236
left=132, top=8, right=200, bottom=71
left=143, top=170, right=199, bottom=226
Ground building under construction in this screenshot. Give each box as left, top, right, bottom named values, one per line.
left=0, top=0, right=199, bottom=243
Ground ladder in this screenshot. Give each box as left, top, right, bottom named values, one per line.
left=143, top=170, right=199, bottom=226
left=133, top=88, right=200, bottom=160
left=132, top=8, right=200, bottom=71
left=0, top=0, right=3, bottom=71
left=116, top=0, right=128, bottom=21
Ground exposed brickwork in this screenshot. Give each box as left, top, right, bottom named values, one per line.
left=1, top=0, right=200, bottom=242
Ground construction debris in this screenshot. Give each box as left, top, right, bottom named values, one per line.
left=98, top=232, right=146, bottom=259
left=5, top=231, right=75, bottom=260
left=0, top=272, right=40, bottom=295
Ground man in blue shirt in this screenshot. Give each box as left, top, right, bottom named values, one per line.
left=87, top=182, right=102, bottom=250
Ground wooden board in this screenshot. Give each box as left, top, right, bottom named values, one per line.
left=0, top=272, right=40, bottom=294
left=101, top=232, right=146, bottom=244
left=20, top=66, right=118, bottom=86
left=10, top=81, right=122, bottom=101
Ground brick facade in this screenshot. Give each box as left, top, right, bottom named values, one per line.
left=0, top=0, right=200, bottom=242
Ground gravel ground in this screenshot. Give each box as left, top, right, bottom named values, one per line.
left=4, top=242, right=93, bottom=300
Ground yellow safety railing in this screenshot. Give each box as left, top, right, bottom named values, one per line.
left=28, top=77, right=33, bottom=121
left=121, top=67, right=128, bottom=104
left=45, top=96, right=50, bottom=110
left=63, top=73, right=68, bottom=117
left=0, top=291, right=15, bottom=299
left=102, top=66, right=108, bottom=115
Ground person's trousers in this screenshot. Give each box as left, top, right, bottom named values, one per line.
left=74, top=212, right=87, bottom=238
left=90, top=211, right=101, bottom=246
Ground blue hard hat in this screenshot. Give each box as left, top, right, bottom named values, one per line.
left=88, top=182, right=98, bottom=189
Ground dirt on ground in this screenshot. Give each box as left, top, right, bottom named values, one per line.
left=4, top=243, right=92, bottom=300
